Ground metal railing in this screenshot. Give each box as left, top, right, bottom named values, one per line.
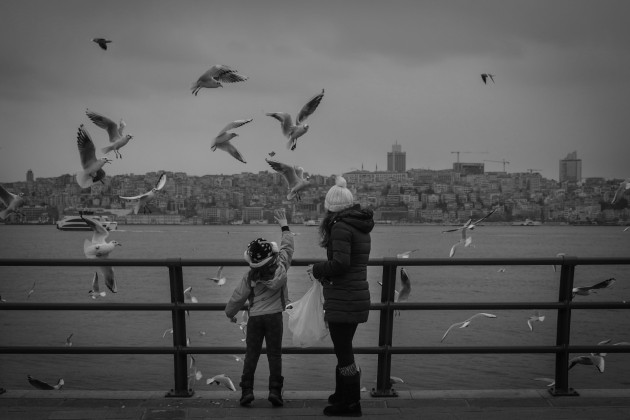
left=1, top=256, right=629, bottom=397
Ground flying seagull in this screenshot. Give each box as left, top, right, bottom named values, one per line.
left=396, top=249, right=418, bottom=259
left=448, top=227, right=473, bottom=257
left=188, top=355, right=203, bottom=387
left=76, top=125, right=112, bottom=188
left=611, top=179, right=630, bottom=204
left=265, top=158, right=312, bottom=201
left=27, top=281, right=36, bottom=299
left=65, top=333, right=73, bottom=347
left=81, top=214, right=121, bottom=293
left=208, top=266, right=226, bottom=286
left=85, top=109, right=133, bottom=159
left=443, top=208, right=497, bottom=257
left=398, top=267, right=411, bottom=303
left=441, top=313, right=497, bottom=342
left=206, top=374, right=236, bottom=391
left=569, top=355, right=605, bottom=373
left=162, top=328, right=173, bottom=338
left=88, top=271, right=106, bottom=299
left=92, top=37, right=111, bottom=50
left=27, top=375, right=64, bottom=390
left=266, top=89, right=324, bottom=151
left=481, top=73, right=495, bottom=84
left=0, top=183, right=26, bottom=220
left=572, top=278, right=616, bottom=298
left=527, top=311, right=545, bottom=331
left=119, top=173, right=167, bottom=215
left=191, top=64, right=248, bottom=95
left=211, top=119, right=252, bottom=163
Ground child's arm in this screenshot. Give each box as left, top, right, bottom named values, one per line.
left=258, top=209, right=294, bottom=290
left=224, top=274, right=251, bottom=319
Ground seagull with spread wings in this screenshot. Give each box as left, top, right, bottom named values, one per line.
left=527, top=311, right=545, bottom=331
left=0, top=183, right=26, bottom=220
left=119, top=173, right=167, bottom=215
left=76, top=125, right=111, bottom=188
left=82, top=214, right=121, bottom=293
left=441, top=313, right=497, bottom=342
left=266, top=89, right=324, bottom=151
left=611, top=178, right=630, bottom=204
left=443, top=208, right=497, bottom=257
left=572, top=277, right=616, bottom=298
left=85, top=109, right=133, bottom=159
left=211, top=119, right=252, bottom=163
left=265, top=158, right=312, bottom=201
left=206, top=374, right=236, bottom=391
left=191, top=64, right=248, bottom=95
left=207, top=266, right=226, bottom=286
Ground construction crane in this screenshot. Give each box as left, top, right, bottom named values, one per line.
left=483, top=159, right=510, bottom=172
left=451, top=151, right=487, bottom=163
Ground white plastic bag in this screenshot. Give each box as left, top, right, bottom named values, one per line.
left=285, top=280, right=328, bottom=347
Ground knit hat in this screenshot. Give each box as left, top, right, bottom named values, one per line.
left=244, top=237, right=279, bottom=268
left=324, top=176, right=354, bottom=212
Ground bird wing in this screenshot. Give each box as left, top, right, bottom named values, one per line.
left=442, top=226, right=464, bottom=233
left=100, top=266, right=117, bottom=293
left=77, top=125, right=98, bottom=169
left=467, top=313, right=497, bottom=322
left=266, top=112, right=294, bottom=137
left=82, top=215, right=109, bottom=243
left=481, top=74, right=488, bottom=84
left=0, top=184, right=16, bottom=205
left=266, top=159, right=299, bottom=188
left=216, top=141, right=246, bottom=163
left=27, top=375, right=55, bottom=390
left=590, top=277, right=616, bottom=290
left=119, top=191, right=150, bottom=200
left=449, top=242, right=459, bottom=257
left=397, top=267, right=411, bottom=302
left=86, top=110, right=119, bottom=142
left=217, top=118, right=253, bottom=137
left=473, top=208, right=498, bottom=225
left=441, top=321, right=464, bottom=342
left=209, top=65, right=248, bottom=83
left=216, top=266, right=223, bottom=278
left=296, top=89, right=324, bottom=125
left=154, top=173, right=167, bottom=191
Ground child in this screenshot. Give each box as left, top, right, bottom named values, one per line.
left=225, top=208, right=294, bottom=407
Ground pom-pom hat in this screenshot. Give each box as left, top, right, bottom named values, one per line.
left=244, top=237, right=279, bottom=268
left=325, top=176, right=354, bottom=212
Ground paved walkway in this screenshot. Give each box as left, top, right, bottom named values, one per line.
left=2, top=389, right=630, bottom=420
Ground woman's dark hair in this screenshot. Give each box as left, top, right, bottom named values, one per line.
left=318, top=211, right=337, bottom=248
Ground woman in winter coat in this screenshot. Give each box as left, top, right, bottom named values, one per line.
left=307, top=176, right=374, bottom=417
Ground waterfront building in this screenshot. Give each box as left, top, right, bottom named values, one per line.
left=387, top=142, right=406, bottom=172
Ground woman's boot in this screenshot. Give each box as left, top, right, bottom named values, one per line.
left=323, top=363, right=362, bottom=417
left=327, top=366, right=342, bottom=404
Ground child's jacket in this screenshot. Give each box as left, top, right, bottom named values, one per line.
left=225, top=230, right=294, bottom=318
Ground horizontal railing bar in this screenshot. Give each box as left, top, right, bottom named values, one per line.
left=2, top=257, right=630, bottom=267
left=3, top=301, right=628, bottom=311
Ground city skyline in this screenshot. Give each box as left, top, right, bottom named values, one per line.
left=1, top=1, right=629, bottom=183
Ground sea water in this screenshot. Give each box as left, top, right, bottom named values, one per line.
left=0, top=224, right=629, bottom=391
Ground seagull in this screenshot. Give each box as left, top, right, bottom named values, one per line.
left=76, top=125, right=112, bottom=188
left=0, top=183, right=26, bottom=220
left=65, top=333, right=73, bottom=347
left=188, top=355, right=203, bottom=387
left=441, top=313, right=497, bottom=342
left=572, top=277, right=616, bottom=298
left=207, top=266, right=226, bottom=286
left=0, top=295, right=6, bottom=302
left=237, top=311, right=248, bottom=341
left=398, top=267, right=411, bottom=303
left=611, top=179, right=630, bottom=204
left=184, top=286, right=198, bottom=317
left=569, top=355, right=605, bottom=373
left=162, top=328, right=173, bottom=338
left=448, top=227, right=473, bottom=257
left=81, top=214, right=121, bottom=292
left=27, top=281, right=36, bottom=299
left=527, top=311, right=545, bottom=331
left=88, top=271, right=106, bottom=299
left=119, top=173, right=167, bottom=215
left=389, top=376, right=404, bottom=385
left=623, top=226, right=630, bottom=232
left=396, top=249, right=418, bottom=259
left=265, top=158, right=312, bottom=201
left=27, top=375, right=64, bottom=390
left=481, top=73, right=495, bottom=84
left=211, top=119, right=252, bottom=163
left=230, top=355, right=243, bottom=363
left=206, top=374, right=236, bottom=391
left=533, top=377, right=555, bottom=387
left=191, top=64, right=248, bottom=95
left=85, top=109, right=133, bottom=159
left=92, top=37, right=112, bottom=50
left=266, top=89, right=324, bottom=151
left=443, top=208, right=497, bottom=257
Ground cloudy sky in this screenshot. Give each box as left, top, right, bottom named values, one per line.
left=1, top=0, right=629, bottom=183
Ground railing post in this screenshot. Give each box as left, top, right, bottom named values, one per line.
left=371, top=258, right=398, bottom=397
left=550, top=255, right=579, bottom=396
left=165, top=258, right=193, bottom=398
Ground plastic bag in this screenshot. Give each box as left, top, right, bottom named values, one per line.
left=285, top=280, right=328, bottom=347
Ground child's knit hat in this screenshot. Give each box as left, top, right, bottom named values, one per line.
left=244, top=237, right=279, bottom=268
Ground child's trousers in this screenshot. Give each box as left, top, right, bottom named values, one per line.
left=241, top=312, right=283, bottom=387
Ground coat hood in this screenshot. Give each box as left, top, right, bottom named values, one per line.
left=332, top=205, right=374, bottom=234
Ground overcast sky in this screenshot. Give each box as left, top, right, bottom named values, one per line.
left=1, top=0, right=629, bottom=183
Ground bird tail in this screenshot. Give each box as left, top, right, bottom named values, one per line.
left=286, top=138, right=296, bottom=150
